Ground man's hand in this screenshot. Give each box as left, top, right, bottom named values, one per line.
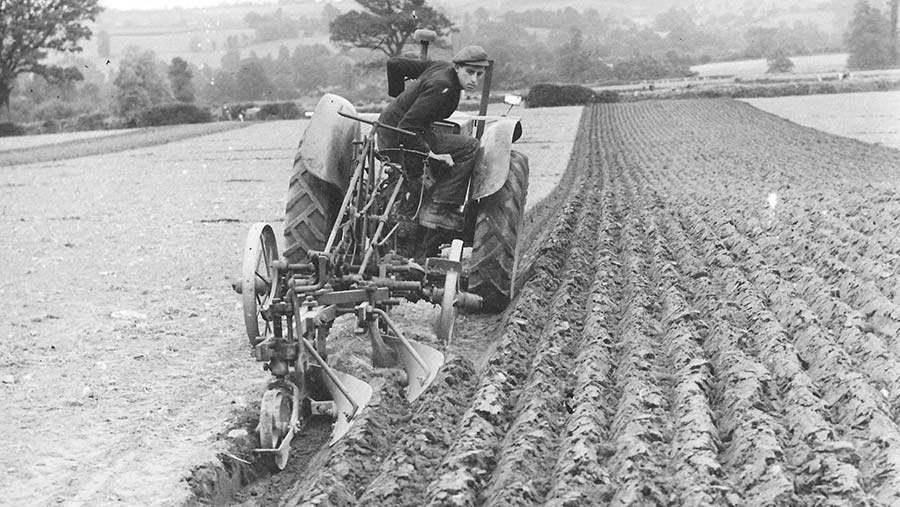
left=428, top=151, right=454, bottom=167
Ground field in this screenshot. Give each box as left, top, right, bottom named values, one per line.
left=4, top=97, right=900, bottom=505
left=742, top=90, right=900, bottom=150
left=690, top=53, right=850, bottom=78
left=0, top=123, right=248, bottom=166
left=212, top=99, right=900, bottom=506
left=0, top=129, right=139, bottom=151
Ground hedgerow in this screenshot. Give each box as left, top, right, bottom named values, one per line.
left=525, top=84, right=620, bottom=107
left=136, top=103, right=213, bottom=127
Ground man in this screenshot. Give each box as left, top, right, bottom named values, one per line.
left=376, top=45, right=490, bottom=231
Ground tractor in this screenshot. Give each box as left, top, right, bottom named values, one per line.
left=236, top=30, right=529, bottom=469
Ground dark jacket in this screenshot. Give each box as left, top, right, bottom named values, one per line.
left=377, top=58, right=462, bottom=152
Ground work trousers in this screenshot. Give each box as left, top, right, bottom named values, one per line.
left=377, top=129, right=479, bottom=206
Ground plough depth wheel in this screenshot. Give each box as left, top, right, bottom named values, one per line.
left=436, top=239, right=464, bottom=345
left=257, top=386, right=293, bottom=470
left=242, top=223, right=278, bottom=346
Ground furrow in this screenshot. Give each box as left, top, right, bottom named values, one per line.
left=480, top=157, right=607, bottom=506
left=701, top=208, right=900, bottom=504
left=617, top=139, right=734, bottom=505
left=353, top=358, right=479, bottom=505
left=657, top=203, right=797, bottom=506
left=726, top=212, right=900, bottom=418
left=677, top=205, right=878, bottom=505
left=541, top=113, right=619, bottom=506
left=421, top=205, right=581, bottom=507
left=601, top=170, right=671, bottom=505
left=424, top=142, right=603, bottom=506
left=742, top=212, right=900, bottom=356
left=647, top=214, right=735, bottom=505
left=768, top=202, right=900, bottom=305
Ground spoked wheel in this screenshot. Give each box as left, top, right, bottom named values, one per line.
left=242, top=223, right=279, bottom=346
left=258, top=386, right=293, bottom=471
left=436, top=239, right=464, bottom=345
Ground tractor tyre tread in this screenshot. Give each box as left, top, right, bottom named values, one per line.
left=284, top=166, right=340, bottom=263
left=469, top=149, right=529, bottom=313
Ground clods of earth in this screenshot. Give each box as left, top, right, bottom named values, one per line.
left=4, top=99, right=900, bottom=506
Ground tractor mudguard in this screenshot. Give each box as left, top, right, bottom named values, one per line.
left=295, top=94, right=361, bottom=193
left=469, top=118, right=524, bottom=201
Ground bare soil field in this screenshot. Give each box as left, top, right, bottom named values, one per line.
left=0, top=121, right=303, bottom=506
left=0, top=106, right=581, bottom=506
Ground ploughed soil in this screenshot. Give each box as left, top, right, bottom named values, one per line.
left=215, top=100, right=900, bottom=506
left=6, top=99, right=900, bottom=506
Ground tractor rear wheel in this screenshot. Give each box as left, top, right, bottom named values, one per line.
left=468, top=150, right=529, bottom=313
left=284, top=166, right=341, bottom=263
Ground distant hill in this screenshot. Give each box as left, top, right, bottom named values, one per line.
left=72, top=0, right=849, bottom=71
left=433, top=0, right=850, bottom=26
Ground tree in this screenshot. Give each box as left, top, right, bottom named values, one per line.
left=167, top=57, right=194, bottom=103
left=556, top=28, right=610, bottom=84
left=654, top=7, right=697, bottom=35
left=458, top=18, right=556, bottom=89
left=0, top=0, right=102, bottom=118
left=234, top=59, right=274, bottom=101
left=329, top=0, right=454, bottom=57
left=290, top=44, right=337, bottom=94
left=113, top=46, right=170, bottom=120
left=845, top=0, right=893, bottom=69
left=612, top=55, right=672, bottom=81
left=21, top=66, right=83, bottom=106
left=766, top=48, right=795, bottom=73
left=653, top=6, right=701, bottom=53
left=744, top=26, right=781, bottom=58
left=203, top=68, right=236, bottom=104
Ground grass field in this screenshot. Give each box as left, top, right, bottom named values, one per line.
left=0, top=129, right=137, bottom=151
left=691, top=53, right=850, bottom=78
left=743, top=90, right=900, bottom=150
left=0, top=122, right=249, bottom=166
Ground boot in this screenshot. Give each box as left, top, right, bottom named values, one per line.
left=419, top=202, right=465, bottom=231
left=422, top=227, right=454, bottom=258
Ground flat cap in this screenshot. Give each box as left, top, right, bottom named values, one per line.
left=452, top=45, right=490, bottom=67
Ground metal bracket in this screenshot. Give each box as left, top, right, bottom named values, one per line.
left=425, top=257, right=461, bottom=277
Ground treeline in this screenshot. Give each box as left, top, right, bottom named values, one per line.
left=6, top=1, right=899, bottom=131
left=201, top=44, right=356, bottom=103
left=444, top=5, right=843, bottom=88
left=243, top=4, right=340, bottom=42
left=465, top=6, right=837, bottom=64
